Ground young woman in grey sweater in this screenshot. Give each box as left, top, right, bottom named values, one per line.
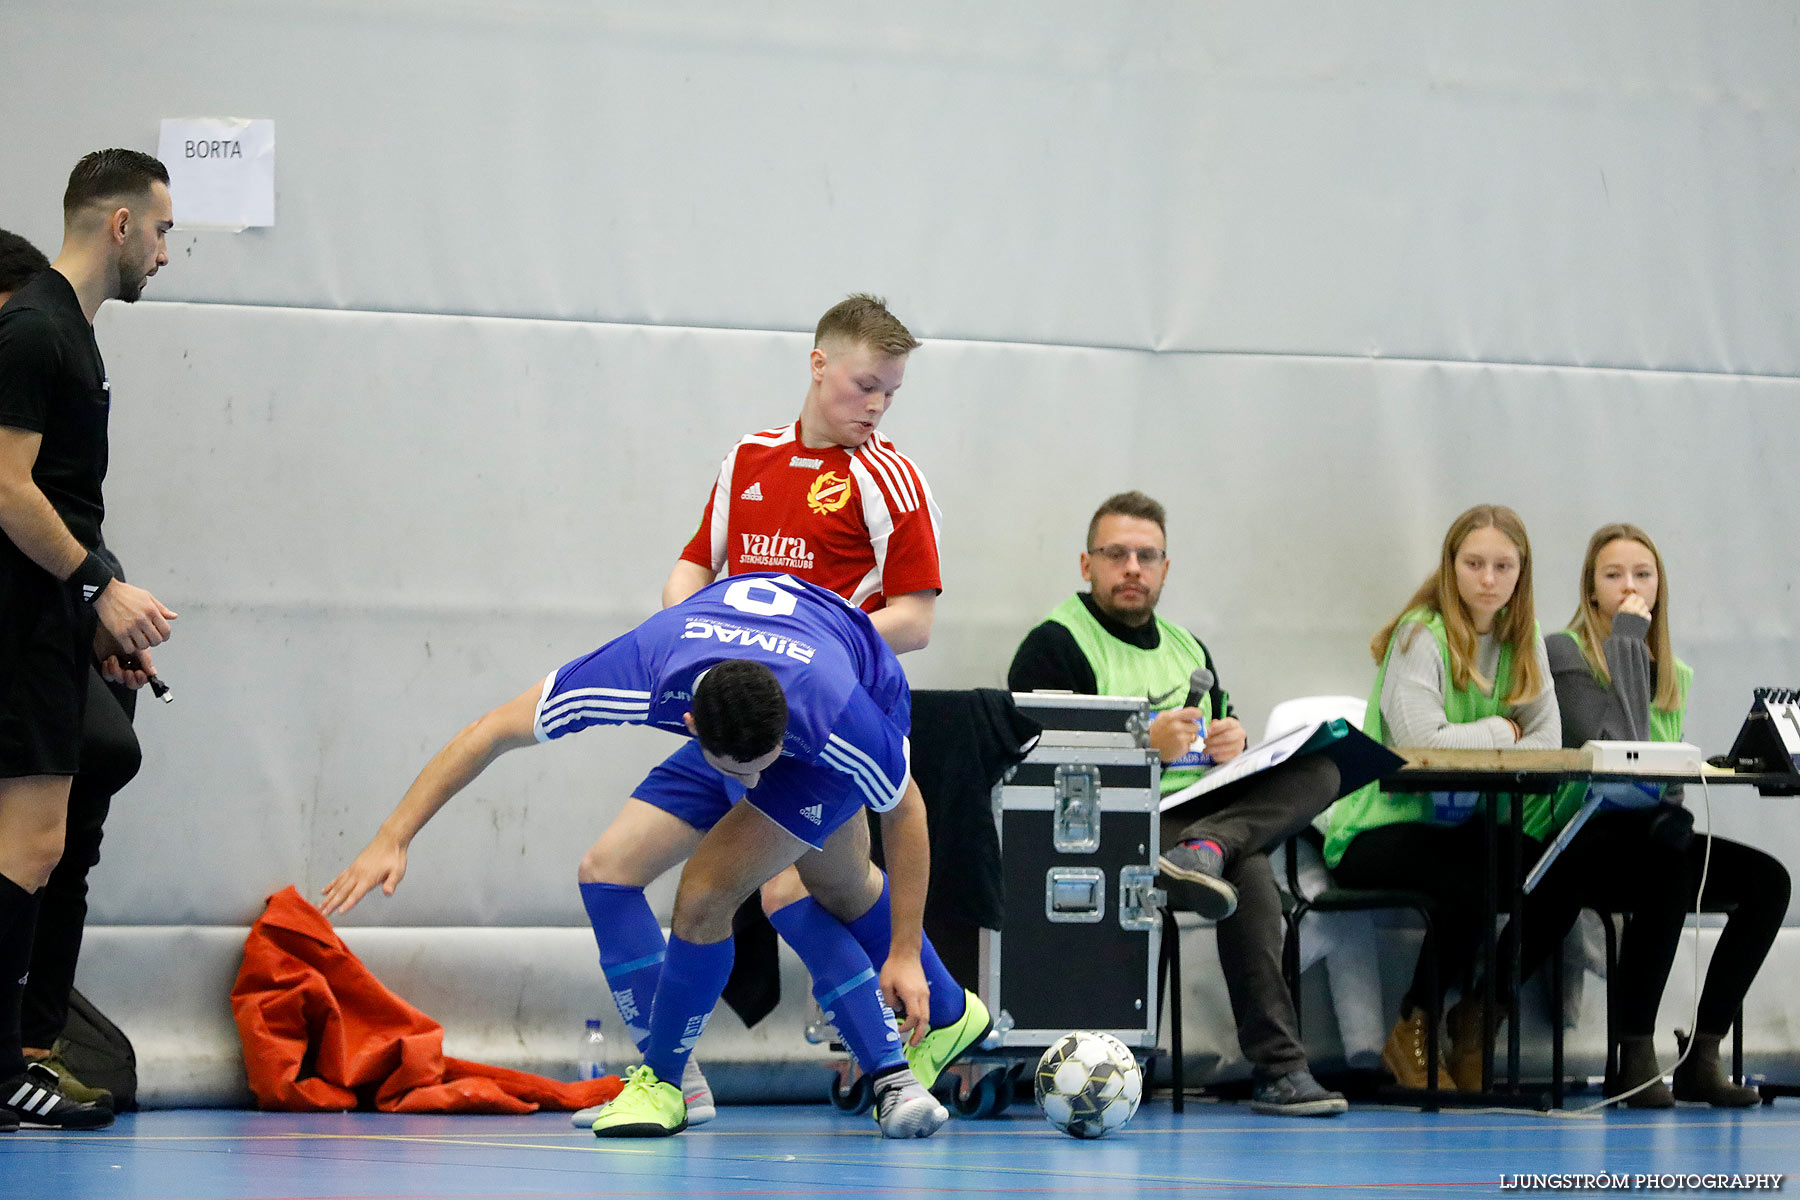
left=1541, top=523, right=1788, bottom=1106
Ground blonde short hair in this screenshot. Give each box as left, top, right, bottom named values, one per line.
left=814, top=293, right=919, bottom=357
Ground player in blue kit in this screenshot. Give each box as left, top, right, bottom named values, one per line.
left=322, top=573, right=950, bottom=1138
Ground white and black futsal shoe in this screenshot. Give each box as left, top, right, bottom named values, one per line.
left=871, top=1067, right=948, bottom=1139
left=0, top=1062, right=115, bottom=1130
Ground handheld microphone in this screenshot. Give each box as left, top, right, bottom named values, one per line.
left=1183, top=667, right=1215, bottom=711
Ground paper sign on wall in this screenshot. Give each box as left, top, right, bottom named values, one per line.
left=156, top=118, right=275, bottom=230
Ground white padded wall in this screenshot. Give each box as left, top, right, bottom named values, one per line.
left=6, top=3, right=1796, bottom=368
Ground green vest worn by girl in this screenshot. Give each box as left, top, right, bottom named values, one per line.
left=1542, top=628, right=1692, bottom=835
left=1323, top=608, right=1546, bottom=866
left=1045, top=593, right=1216, bottom=796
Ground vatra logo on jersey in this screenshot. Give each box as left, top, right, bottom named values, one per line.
left=806, top=470, right=853, bottom=515
left=740, top=530, right=815, bottom=571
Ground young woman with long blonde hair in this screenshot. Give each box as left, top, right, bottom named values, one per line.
left=1531, top=523, right=1788, bottom=1106
left=1323, top=504, right=1561, bottom=1091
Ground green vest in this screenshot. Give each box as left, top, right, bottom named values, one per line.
left=1046, top=593, right=1215, bottom=795
left=1323, top=610, right=1530, bottom=865
left=1542, top=629, right=1694, bottom=835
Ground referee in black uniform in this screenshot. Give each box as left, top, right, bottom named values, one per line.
left=0, top=150, right=179, bottom=1131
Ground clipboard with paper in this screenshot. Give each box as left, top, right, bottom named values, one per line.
left=1157, top=717, right=1406, bottom=816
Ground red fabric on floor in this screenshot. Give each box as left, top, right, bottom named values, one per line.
left=231, top=886, right=623, bottom=1113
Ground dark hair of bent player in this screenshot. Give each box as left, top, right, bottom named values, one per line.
left=0, top=229, right=50, bottom=294
left=690, top=660, right=788, bottom=762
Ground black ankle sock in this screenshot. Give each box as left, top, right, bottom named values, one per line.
left=0, top=872, right=43, bottom=1079
left=868, top=1063, right=910, bottom=1088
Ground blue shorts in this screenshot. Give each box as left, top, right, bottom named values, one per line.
left=633, top=738, right=903, bottom=851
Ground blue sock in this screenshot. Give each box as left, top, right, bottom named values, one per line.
left=643, top=934, right=735, bottom=1085
left=845, top=875, right=966, bottom=1030
left=769, top=897, right=905, bottom=1074
left=579, top=881, right=666, bottom=1052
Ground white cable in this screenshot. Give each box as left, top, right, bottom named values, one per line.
left=1549, top=764, right=1713, bottom=1118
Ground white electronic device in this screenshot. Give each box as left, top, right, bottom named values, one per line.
left=1582, top=740, right=1704, bottom=774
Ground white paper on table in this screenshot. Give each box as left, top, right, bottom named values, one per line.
left=156, top=118, right=275, bottom=230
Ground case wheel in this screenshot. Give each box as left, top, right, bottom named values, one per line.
left=828, top=1071, right=875, bottom=1114
left=951, top=1064, right=1017, bottom=1118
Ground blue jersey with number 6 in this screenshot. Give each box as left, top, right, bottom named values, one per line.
left=532, top=573, right=911, bottom=812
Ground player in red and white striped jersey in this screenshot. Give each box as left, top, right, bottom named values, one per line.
left=674, top=421, right=941, bottom=624
left=666, top=298, right=941, bottom=649
left=572, top=297, right=985, bottom=1132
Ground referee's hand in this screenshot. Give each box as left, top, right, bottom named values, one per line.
left=99, top=646, right=155, bottom=689
left=94, top=579, right=177, bottom=653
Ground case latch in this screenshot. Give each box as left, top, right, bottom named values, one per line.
left=1117, top=865, right=1164, bottom=930
left=1051, top=763, right=1102, bottom=852
left=1044, top=866, right=1106, bottom=923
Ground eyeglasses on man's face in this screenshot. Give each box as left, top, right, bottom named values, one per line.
left=1088, top=545, right=1166, bottom=567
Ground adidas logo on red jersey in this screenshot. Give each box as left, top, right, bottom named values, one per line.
left=739, top=482, right=764, bottom=501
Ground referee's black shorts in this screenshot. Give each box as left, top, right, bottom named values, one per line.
left=0, top=544, right=95, bottom=778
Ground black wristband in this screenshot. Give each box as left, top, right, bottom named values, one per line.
left=69, top=551, right=116, bottom=603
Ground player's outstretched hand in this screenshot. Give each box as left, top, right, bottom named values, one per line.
left=880, top=954, right=931, bottom=1047
left=320, top=835, right=407, bottom=916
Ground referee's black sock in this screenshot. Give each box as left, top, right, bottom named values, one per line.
left=0, top=872, right=42, bottom=1079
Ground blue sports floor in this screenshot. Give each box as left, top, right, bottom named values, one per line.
left=3, top=1100, right=1796, bottom=1200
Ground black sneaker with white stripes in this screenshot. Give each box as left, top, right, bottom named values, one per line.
left=1, top=1062, right=114, bottom=1130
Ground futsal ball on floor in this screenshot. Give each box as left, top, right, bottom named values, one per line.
left=1034, top=1031, right=1142, bottom=1138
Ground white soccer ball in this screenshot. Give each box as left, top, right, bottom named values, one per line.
left=1034, top=1031, right=1143, bottom=1139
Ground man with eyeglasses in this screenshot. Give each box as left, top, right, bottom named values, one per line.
left=1006, top=490, right=1346, bottom=1117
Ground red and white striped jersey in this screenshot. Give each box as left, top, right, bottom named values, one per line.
left=679, top=421, right=942, bottom=611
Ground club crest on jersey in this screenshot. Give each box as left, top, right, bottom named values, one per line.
left=806, top=471, right=853, bottom=515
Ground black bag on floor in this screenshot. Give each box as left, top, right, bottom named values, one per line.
left=59, top=987, right=138, bottom=1112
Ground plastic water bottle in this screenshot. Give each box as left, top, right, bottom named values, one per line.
left=577, top=1018, right=607, bottom=1081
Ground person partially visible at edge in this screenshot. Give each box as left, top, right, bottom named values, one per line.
left=0, top=150, right=179, bottom=1132
left=0, top=227, right=146, bottom=1115
left=1534, top=523, right=1787, bottom=1106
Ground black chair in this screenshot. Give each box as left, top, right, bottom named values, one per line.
left=1549, top=905, right=1745, bottom=1105
left=1155, top=905, right=1194, bottom=1112
left=1154, top=828, right=1445, bottom=1112
left=1279, top=827, right=1445, bottom=1107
